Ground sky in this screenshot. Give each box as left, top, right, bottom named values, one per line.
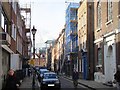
left=19, top=0, right=80, bottom=49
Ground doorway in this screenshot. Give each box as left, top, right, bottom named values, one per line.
left=105, top=45, right=116, bottom=82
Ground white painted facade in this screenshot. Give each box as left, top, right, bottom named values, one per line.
left=10, top=54, right=22, bottom=71
left=94, top=30, right=118, bottom=83
left=104, top=33, right=116, bottom=83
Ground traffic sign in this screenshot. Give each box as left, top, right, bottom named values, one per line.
left=29, top=59, right=35, bottom=66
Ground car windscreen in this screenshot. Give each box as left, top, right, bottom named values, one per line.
left=41, top=70, right=48, bottom=74
left=44, top=73, right=58, bottom=79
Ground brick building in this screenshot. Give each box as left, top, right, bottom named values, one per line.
left=94, top=0, right=120, bottom=83
left=0, top=1, right=31, bottom=89
left=78, top=0, right=94, bottom=80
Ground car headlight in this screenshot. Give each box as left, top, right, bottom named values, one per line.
left=55, top=80, right=60, bottom=84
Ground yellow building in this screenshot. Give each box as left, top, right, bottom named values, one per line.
left=51, top=28, right=65, bottom=72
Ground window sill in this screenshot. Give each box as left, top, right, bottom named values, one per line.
left=96, top=28, right=101, bottom=32
left=105, top=19, right=113, bottom=26
left=96, top=65, right=102, bottom=68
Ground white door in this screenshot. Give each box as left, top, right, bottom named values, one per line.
left=105, top=45, right=116, bottom=82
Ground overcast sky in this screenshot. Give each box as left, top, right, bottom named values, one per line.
left=19, top=0, right=80, bottom=49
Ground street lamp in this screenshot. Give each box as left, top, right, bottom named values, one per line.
left=31, top=26, right=37, bottom=89
left=32, top=26, right=37, bottom=59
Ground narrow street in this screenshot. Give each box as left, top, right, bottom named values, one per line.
left=19, top=75, right=92, bottom=90
left=19, top=73, right=116, bottom=90
left=59, top=76, right=91, bottom=89
left=1, top=1, right=120, bottom=90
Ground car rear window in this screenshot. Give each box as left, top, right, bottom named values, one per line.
left=44, top=73, right=57, bottom=79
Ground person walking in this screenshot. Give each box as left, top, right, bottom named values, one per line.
left=4, top=69, right=20, bottom=90
left=114, top=66, right=120, bottom=90
left=72, top=69, right=79, bottom=88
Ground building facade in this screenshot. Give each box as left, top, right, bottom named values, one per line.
left=78, top=0, right=94, bottom=80
left=65, top=2, right=79, bottom=76
left=51, top=28, right=65, bottom=73
left=94, top=0, right=120, bottom=83
left=0, top=1, right=31, bottom=89
left=57, top=29, right=65, bottom=73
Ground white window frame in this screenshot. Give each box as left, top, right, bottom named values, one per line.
left=1, top=13, right=5, bottom=29
left=12, top=24, right=16, bottom=40
left=1, top=11, right=8, bottom=32
left=98, top=48, right=102, bottom=65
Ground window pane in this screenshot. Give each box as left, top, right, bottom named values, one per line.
left=107, top=0, right=112, bottom=20
left=97, top=1, right=101, bottom=28
left=98, top=48, right=102, bottom=65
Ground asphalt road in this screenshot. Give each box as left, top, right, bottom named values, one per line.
left=59, top=76, right=91, bottom=90
left=37, top=76, right=91, bottom=90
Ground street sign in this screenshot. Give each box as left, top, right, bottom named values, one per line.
left=29, top=59, right=35, bottom=66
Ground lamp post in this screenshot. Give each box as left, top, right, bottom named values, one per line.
left=31, top=26, right=37, bottom=89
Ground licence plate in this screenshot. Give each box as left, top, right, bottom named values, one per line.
left=48, top=84, right=54, bottom=86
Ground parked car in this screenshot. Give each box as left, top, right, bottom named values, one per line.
left=40, top=72, right=61, bottom=89
left=39, top=69, right=49, bottom=77
left=38, top=69, right=49, bottom=82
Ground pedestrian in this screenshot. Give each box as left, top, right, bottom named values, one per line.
left=28, top=68, right=31, bottom=77
left=72, top=69, right=79, bottom=88
left=4, top=69, right=20, bottom=90
left=114, top=66, right=120, bottom=90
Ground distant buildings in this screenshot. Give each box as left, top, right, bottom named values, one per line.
left=50, top=0, right=120, bottom=85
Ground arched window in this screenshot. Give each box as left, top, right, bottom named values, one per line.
left=97, top=0, right=101, bottom=28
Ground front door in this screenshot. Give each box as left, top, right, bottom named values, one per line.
left=105, top=45, right=116, bottom=82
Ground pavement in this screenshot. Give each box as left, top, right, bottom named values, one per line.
left=62, top=75, right=117, bottom=90
left=19, top=75, right=40, bottom=90
left=19, top=75, right=117, bottom=90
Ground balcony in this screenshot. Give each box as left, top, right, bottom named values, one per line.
left=0, top=32, right=11, bottom=45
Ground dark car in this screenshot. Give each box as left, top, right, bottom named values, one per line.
left=40, top=72, right=61, bottom=89
left=38, top=69, right=49, bottom=82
